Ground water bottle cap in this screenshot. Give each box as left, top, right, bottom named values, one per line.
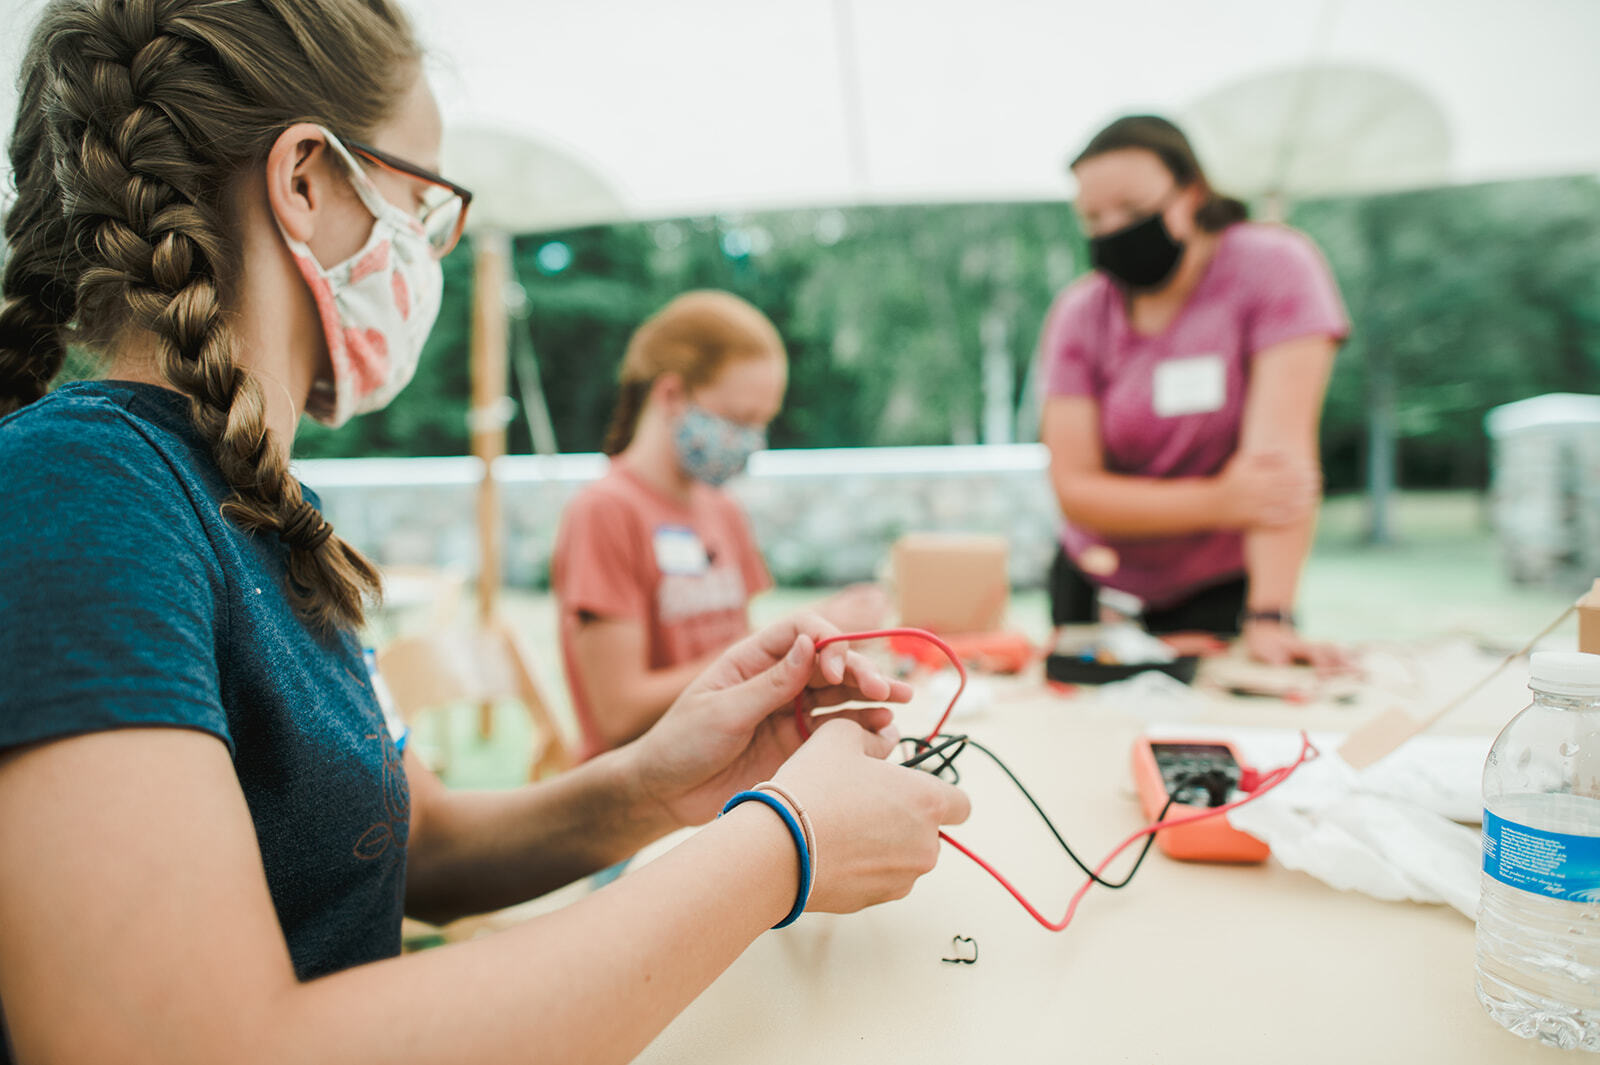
left=1528, top=651, right=1600, bottom=696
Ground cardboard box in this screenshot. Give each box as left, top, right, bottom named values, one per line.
left=891, top=533, right=1009, bottom=635
left=1580, top=579, right=1600, bottom=655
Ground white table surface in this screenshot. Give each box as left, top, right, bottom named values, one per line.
left=624, top=650, right=1570, bottom=1065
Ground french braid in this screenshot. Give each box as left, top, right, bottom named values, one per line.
left=0, top=0, right=420, bottom=631
left=0, top=52, right=76, bottom=416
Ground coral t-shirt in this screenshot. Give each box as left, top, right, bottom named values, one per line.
left=1040, top=222, right=1348, bottom=609
left=552, top=464, right=772, bottom=759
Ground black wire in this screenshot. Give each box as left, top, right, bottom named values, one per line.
left=899, top=733, right=1196, bottom=891
left=899, top=734, right=967, bottom=784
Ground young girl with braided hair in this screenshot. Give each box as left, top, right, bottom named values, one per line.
left=553, top=290, right=889, bottom=760
left=0, top=3, right=968, bottom=1062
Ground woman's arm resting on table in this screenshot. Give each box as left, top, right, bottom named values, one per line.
left=1236, top=334, right=1347, bottom=670
left=0, top=620, right=965, bottom=1065
left=1041, top=396, right=1318, bottom=539
left=569, top=614, right=720, bottom=749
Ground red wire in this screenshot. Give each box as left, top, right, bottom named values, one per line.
left=793, top=627, right=968, bottom=742
left=938, top=739, right=1315, bottom=931
left=793, top=627, right=1319, bottom=932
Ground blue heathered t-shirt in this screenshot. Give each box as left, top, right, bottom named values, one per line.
left=0, top=381, right=409, bottom=1042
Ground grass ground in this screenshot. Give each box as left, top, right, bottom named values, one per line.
left=400, top=491, right=1583, bottom=789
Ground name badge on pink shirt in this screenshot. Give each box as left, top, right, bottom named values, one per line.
left=653, top=524, right=711, bottom=576
left=1152, top=354, right=1227, bottom=418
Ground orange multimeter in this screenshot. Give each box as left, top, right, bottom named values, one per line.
left=1130, top=738, right=1271, bottom=864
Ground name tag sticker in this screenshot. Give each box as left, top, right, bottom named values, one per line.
left=363, top=648, right=408, bottom=753
left=653, top=525, right=710, bottom=576
left=1152, top=354, right=1227, bottom=418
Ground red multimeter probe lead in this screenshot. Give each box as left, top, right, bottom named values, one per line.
left=793, top=628, right=1319, bottom=932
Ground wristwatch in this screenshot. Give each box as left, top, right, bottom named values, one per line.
left=1243, top=608, right=1297, bottom=628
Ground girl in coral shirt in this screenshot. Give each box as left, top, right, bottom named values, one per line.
left=553, top=291, right=883, bottom=758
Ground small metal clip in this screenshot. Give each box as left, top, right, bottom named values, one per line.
left=941, top=935, right=978, bottom=965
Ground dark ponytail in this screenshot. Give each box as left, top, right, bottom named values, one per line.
left=1195, top=193, right=1249, bottom=231
left=1071, top=115, right=1248, bottom=233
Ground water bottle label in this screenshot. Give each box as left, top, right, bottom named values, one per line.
left=1482, top=809, right=1600, bottom=902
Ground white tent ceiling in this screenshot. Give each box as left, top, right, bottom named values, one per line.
left=2, top=0, right=1598, bottom=231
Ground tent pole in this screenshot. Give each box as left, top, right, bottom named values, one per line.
left=469, top=230, right=511, bottom=738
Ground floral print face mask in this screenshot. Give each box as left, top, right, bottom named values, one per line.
left=674, top=405, right=766, bottom=487
left=277, top=127, right=445, bottom=429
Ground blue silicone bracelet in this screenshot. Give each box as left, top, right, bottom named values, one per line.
left=721, top=789, right=813, bottom=928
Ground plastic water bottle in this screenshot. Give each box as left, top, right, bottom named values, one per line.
left=1477, top=651, right=1600, bottom=1051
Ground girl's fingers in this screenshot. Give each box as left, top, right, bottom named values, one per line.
left=712, top=634, right=817, bottom=732
left=801, top=708, right=899, bottom=755
left=849, top=650, right=916, bottom=702
left=820, top=644, right=848, bottom=685
left=813, top=645, right=868, bottom=688
left=802, top=678, right=912, bottom=709
left=899, top=767, right=972, bottom=825
left=880, top=678, right=915, bottom=703
left=805, top=649, right=912, bottom=703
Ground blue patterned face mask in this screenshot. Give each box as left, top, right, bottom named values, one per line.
left=674, top=405, right=766, bottom=487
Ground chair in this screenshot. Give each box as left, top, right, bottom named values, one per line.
left=377, top=620, right=573, bottom=781
left=367, top=564, right=468, bottom=647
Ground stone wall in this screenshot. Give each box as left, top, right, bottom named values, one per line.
left=293, top=445, right=1063, bottom=590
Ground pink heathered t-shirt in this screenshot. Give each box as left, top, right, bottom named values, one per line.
left=1040, top=222, right=1348, bottom=610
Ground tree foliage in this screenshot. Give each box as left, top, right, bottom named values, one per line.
left=293, top=175, right=1600, bottom=494
left=1294, top=177, right=1600, bottom=489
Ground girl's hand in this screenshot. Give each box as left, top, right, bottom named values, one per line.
left=815, top=583, right=891, bottom=633
left=1159, top=631, right=1231, bottom=658
left=629, top=614, right=913, bottom=828
left=1242, top=618, right=1352, bottom=676
left=770, top=716, right=971, bottom=913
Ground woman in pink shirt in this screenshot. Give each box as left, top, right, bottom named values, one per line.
left=553, top=291, right=885, bottom=759
left=1039, top=115, right=1348, bottom=668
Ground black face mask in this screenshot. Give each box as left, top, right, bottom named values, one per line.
left=1088, top=211, right=1184, bottom=290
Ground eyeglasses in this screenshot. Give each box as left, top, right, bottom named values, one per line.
left=333, top=133, right=474, bottom=258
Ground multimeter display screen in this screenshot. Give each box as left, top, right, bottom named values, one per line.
left=1150, top=743, right=1241, bottom=805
